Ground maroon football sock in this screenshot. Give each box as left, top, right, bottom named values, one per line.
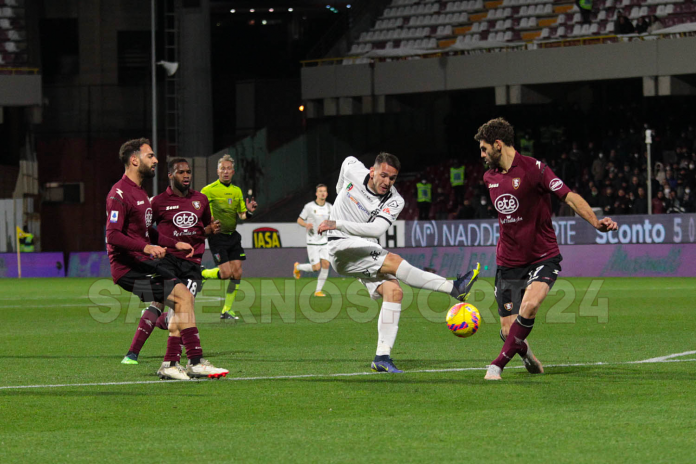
left=181, top=327, right=203, bottom=363
left=163, top=336, right=183, bottom=363
left=128, top=307, right=160, bottom=355
left=155, top=312, right=168, bottom=330
left=491, top=316, right=535, bottom=369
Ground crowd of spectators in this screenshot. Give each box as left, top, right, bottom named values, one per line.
left=400, top=123, right=696, bottom=221
left=615, top=12, right=664, bottom=35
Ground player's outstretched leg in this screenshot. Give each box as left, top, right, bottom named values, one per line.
left=385, top=254, right=480, bottom=301
left=122, top=304, right=163, bottom=365
left=370, top=281, right=404, bottom=373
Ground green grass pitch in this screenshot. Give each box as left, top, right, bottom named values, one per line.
left=0, top=276, right=695, bottom=463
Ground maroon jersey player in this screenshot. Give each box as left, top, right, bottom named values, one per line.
left=474, top=119, right=618, bottom=381
left=122, top=158, right=221, bottom=364
left=108, top=139, right=227, bottom=380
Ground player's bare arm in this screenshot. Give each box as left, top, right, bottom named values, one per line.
left=564, top=192, right=618, bottom=232
left=318, top=220, right=336, bottom=234
left=297, top=217, right=314, bottom=232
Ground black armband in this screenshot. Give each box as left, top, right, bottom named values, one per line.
left=246, top=211, right=254, bottom=219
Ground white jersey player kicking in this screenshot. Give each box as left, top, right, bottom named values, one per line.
left=318, top=153, right=480, bottom=373
left=294, top=184, right=333, bottom=296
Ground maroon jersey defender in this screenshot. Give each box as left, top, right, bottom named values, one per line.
left=475, top=118, right=617, bottom=381
left=111, top=141, right=228, bottom=381
left=152, top=187, right=212, bottom=265
left=106, top=174, right=177, bottom=283
left=484, top=151, right=571, bottom=268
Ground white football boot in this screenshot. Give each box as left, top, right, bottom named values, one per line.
left=186, top=359, right=229, bottom=379
left=521, top=341, right=544, bottom=374
left=157, top=362, right=191, bottom=380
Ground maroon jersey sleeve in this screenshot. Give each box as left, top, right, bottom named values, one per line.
left=539, top=165, right=571, bottom=199
left=106, top=194, right=147, bottom=252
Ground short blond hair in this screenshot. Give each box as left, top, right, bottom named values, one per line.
left=218, top=154, right=235, bottom=170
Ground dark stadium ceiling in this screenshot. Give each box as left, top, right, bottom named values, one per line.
left=209, top=0, right=354, bottom=13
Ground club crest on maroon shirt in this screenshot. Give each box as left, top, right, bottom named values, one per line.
left=192, top=201, right=201, bottom=210
left=513, top=178, right=521, bottom=189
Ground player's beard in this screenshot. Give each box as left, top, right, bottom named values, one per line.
left=173, top=180, right=189, bottom=194
left=140, top=162, right=156, bottom=179
left=486, top=146, right=503, bottom=169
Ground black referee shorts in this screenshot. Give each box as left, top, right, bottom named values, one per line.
left=208, top=230, right=246, bottom=265
left=494, top=254, right=562, bottom=317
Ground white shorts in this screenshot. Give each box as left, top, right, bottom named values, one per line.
left=328, top=237, right=396, bottom=300
left=306, top=243, right=329, bottom=265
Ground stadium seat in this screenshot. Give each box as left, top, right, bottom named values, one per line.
left=629, top=6, right=640, bottom=19
left=590, top=23, right=599, bottom=34
left=557, top=13, right=566, bottom=24
left=528, top=16, right=537, bottom=27
left=480, top=21, right=488, bottom=31
left=543, top=4, right=553, bottom=15
left=520, top=17, right=529, bottom=28
left=554, top=25, right=566, bottom=37
left=518, top=6, right=528, bottom=16
left=606, top=0, right=614, bottom=7
left=597, top=10, right=607, bottom=21
left=504, top=18, right=513, bottom=29
left=580, top=23, right=590, bottom=35
left=540, top=26, right=550, bottom=38
left=464, top=34, right=472, bottom=43
left=665, top=4, right=674, bottom=14
left=428, top=37, right=437, bottom=48
left=472, top=22, right=481, bottom=32
left=572, top=12, right=582, bottom=24
left=603, top=21, right=615, bottom=33
left=620, top=0, right=631, bottom=7
left=504, top=30, right=513, bottom=40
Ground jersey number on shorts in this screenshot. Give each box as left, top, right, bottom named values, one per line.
left=186, top=279, right=198, bottom=297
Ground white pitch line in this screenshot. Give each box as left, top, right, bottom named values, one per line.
left=630, top=350, right=696, bottom=363
left=1, top=357, right=695, bottom=391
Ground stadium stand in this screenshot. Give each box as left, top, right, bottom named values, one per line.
left=344, top=0, right=696, bottom=61
left=396, top=120, right=696, bottom=220
left=0, top=0, right=27, bottom=67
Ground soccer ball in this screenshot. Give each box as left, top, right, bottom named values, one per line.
left=446, top=303, right=480, bottom=338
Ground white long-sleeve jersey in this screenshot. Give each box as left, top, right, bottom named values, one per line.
left=327, top=156, right=404, bottom=242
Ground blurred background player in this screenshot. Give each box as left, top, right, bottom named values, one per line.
left=293, top=184, right=332, bottom=296
left=107, top=139, right=228, bottom=380
left=475, top=118, right=618, bottom=381
left=200, top=154, right=258, bottom=320
left=318, top=153, right=480, bottom=373
left=121, top=158, right=221, bottom=371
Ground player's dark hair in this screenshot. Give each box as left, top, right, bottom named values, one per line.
left=168, top=157, right=189, bottom=173
left=119, top=138, right=151, bottom=166
left=474, top=118, right=515, bottom=147
left=316, top=183, right=327, bottom=191
left=375, top=152, right=401, bottom=171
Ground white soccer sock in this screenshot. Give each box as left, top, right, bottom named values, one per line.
left=316, top=268, right=329, bottom=292
left=297, top=263, right=314, bottom=272
left=395, top=260, right=453, bottom=294
left=376, top=302, right=402, bottom=356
